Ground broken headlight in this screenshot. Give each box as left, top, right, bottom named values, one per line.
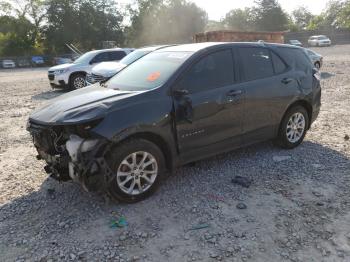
left=74, top=119, right=103, bottom=138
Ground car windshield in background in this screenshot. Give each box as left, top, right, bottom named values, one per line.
left=318, top=36, right=328, bottom=40
left=106, top=51, right=192, bottom=91
left=119, top=50, right=151, bottom=66
left=73, top=51, right=96, bottom=64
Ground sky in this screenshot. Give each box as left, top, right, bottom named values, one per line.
left=117, top=0, right=329, bottom=21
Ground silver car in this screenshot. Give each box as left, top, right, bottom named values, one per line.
left=304, top=49, right=323, bottom=69
left=308, top=35, right=331, bottom=47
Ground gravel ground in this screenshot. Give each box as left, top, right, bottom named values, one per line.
left=0, top=45, right=350, bottom=262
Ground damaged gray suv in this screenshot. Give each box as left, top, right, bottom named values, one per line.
left=27, top=42, right=321, bottom=203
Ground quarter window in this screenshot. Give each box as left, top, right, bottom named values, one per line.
left=238, top=47, right=274, bottom=81
left=178, top=49, right=234, bottom=94
left=271, top=52, right=287, bottom=74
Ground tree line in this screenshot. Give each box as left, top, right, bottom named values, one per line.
left=0, top=0, right=349, bottom=57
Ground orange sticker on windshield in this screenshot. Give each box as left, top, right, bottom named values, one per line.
left=147, top=71, right=161, bottom=82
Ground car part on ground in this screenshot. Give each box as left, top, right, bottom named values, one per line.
left=28, top=42, right=321, bottom=202
left=47, top=48, right=134, bottom=89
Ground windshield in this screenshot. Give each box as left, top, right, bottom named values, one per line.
left=119, top=50, right=152, bottom=65
left=73, top=51, right=97, bottom=64
left=317, top=36, right=328, bottom=40
left=106, top=51, right=192, bottom=91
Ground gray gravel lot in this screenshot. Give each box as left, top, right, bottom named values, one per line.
left=0, top=45, right=350, bottom=262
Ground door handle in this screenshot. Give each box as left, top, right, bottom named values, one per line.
left=281, top=78, right=294, bottom=84
left=227, top=90, right=243, bottom=97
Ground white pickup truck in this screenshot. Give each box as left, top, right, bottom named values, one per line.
left=47, top=48, right=134, bottom=89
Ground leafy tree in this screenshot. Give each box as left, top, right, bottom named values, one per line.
left=292, top=6, right=314, bottom=30
left=126, top=0, right=208, bottom=46
left=254, top=0, right=289, bottom=31
left=338, top=0, right=350, bottom=28
left=223, top=8, right=255, bottom=31
left=205, top=20, right=225, bottom=31
left=44, top=0, right=125, bottom=53
left=0, top=15, right=37, bottom=56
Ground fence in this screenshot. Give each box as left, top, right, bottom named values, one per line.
left=285, top=29, right=350, bottom=46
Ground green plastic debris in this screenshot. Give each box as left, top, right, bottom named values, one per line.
left=110, top=217, right=128, bottom=228
left=189, top=223, right=210, bottom=231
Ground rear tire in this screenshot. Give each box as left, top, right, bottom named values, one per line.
left=106, top=139, right=166, bottom=203
left=275, top=105, right=309, bottom=149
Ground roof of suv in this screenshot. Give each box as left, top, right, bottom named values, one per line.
left=157, top=42, right=300, bottom=52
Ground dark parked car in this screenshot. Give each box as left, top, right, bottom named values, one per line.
left=27, top=42, right=321, bottom=203
left=288, top=40, right=303, bottom=47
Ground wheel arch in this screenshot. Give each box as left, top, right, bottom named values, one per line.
left=281, top=100, right=313, bottom=130
left=69, top=71, right=87, bottom=83
left=112, top=132, right=174, bottom=171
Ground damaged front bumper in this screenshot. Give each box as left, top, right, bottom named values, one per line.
left=27, top=121, right=113, bottom=192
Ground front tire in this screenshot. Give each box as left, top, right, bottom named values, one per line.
left=106, top=139, right=166, bottom=203
left=276, top=106, right=309, bottom=149
left=315, top=62, right=321, bottom=69
left=70, top=74, right=86, bottom=89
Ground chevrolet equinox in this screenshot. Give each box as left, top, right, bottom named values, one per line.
left=27, top=42, right=321, bottom=202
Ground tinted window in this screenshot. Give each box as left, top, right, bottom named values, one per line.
left=106, top=51, right=192, bottom=91
left=110, top=51, right=127, bottom=61
left=239, top=47, right=274, bottom=81
left=178, top=49, right=234, bottom=94
left=92, top=52, right=110, bottom=63
left=271, top=52, right=287, bottom=74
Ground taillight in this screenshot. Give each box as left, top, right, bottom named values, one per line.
left=313, top=69, right=321, bottom=81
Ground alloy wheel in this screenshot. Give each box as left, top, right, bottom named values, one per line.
left=116, top=151, right=158, bottom=195
left=286, top=112, right=306, bottom=143
left=73, top=76, right=86, bottom=89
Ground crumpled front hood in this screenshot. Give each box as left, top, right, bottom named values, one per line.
left=91, top=62, right=126, bottom=77
left=29, top=85, right=143, bottom=125
left=49, top=63, right=74, bottom=71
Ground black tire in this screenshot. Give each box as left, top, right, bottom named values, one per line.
left=105, top=139, right=166, bottom=203
left=275, top=105, right=309, bottom=149
left=315, top=62, right=321, bottom=69
left=70, top=74, right=86, bottom=90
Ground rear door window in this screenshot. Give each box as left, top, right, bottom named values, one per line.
left=110, top=51, right=127, bottom=61
left=178, top=49, right=234, bottom=94
left=238, top=47, right=274, bottom=81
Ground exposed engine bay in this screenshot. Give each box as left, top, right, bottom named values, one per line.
left=27, top=120, right=114, bottom=192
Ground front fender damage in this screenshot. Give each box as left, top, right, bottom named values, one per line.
left=64, top=135, right=114, bottom=192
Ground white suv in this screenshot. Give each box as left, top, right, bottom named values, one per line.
left=47, top=48, right=134, bottom=89
left=308, top=35, right=331, bottom=47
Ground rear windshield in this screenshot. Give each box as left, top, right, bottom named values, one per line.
left=106, top=51, right=192, bottom=91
